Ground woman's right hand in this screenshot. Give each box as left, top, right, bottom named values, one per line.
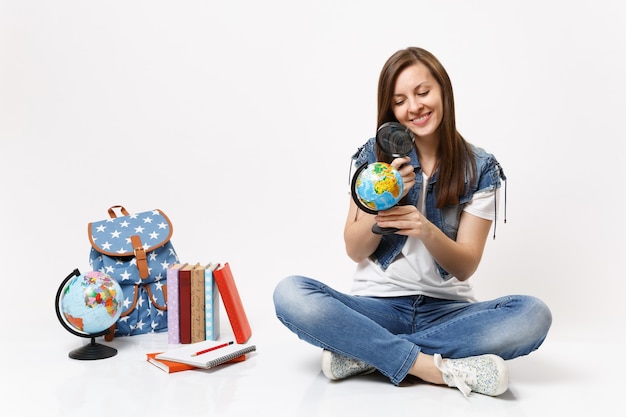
left=390, top=156, right=416, bottom=198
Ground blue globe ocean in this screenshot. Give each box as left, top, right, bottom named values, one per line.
left=355, top=162, right=404, bottom=212
left=60, top=271, right=123, bottom=335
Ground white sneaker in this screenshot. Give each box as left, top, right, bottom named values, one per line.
left=434, top=353, right=509, bottom=397
left=321, top=350, right=375, bottom=380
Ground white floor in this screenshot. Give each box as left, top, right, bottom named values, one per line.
left=3, top=318, right=622, bottom=417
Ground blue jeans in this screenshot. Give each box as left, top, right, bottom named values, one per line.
left=273, top=275, right=552, bottom=385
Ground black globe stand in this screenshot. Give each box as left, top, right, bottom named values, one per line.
left=69, top=337, right=118, bottom=360
left=55, top=268, right=118, bottom=360
left=371, top=224, right=399, bottom=235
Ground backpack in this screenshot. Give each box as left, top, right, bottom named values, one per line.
left=88, top=205, right=179, bottom=340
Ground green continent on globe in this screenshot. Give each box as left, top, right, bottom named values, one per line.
left=371, top=163, right=401, bottom=198
left=354, top=162, right=404, bottom=212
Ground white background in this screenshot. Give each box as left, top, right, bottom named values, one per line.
left=1, top=0, right=624, bottom=364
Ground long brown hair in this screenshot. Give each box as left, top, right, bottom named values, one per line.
left=376, top=47, right=476, bottom=207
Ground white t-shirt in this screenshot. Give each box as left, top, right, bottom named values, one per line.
left=350, top=173, right=499, bottom=302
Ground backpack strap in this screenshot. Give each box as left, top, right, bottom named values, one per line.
left=104, top=324, right=117, bottom=342
left=131, top=235, right=149, bottom=279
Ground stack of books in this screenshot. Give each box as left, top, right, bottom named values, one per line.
left=166, top=262, right=252, bottom=345
left=147, top=262, right=254, bottom=373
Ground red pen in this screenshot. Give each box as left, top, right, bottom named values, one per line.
left=190, top=341, right=234, bottom=357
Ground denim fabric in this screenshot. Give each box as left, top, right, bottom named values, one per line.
left=352, top=137, right=506, bottom=277
left=273, top=276, right=551, bottom=385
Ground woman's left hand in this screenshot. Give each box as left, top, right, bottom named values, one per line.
left=375, top=205, right=432, bottom=238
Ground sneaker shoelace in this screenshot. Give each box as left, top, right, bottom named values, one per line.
left=434, top=354, right=474, bottom=397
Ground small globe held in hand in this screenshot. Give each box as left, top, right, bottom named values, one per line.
left=55, top=269, right=123, bottom=359
left=353, top=162, right=404, bottom=214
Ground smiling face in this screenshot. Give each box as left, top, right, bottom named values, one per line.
left=391, top=62, right=443, bottom=142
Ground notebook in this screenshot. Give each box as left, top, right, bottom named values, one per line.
left=155, top=340, right=256, bottom=369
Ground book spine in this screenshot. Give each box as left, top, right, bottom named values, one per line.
left=190, top=264, right=206, bottom=343
left=178, top=266, right=193, bottom=344
left=205, top=264, right=220, bottom=341
left=166, top=264, right=182, bottom=344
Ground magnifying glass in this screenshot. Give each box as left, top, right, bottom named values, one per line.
left=375, top=121, right=415, bottom=158
left=351, top=122, right=415, bottom=235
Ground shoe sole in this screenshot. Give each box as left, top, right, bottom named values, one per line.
left=321, top=350, right=338, bottom=380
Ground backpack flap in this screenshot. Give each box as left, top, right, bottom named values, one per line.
left=88, top=208, right=175, bottom=284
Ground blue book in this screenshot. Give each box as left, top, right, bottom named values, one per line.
left=204, top=263, right=220, bottom=341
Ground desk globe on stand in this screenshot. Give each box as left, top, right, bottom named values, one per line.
left=55, top=269, right=123, bottom=360
left=351, top=161, right=404, bottom=234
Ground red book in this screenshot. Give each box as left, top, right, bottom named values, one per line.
left=213, top=263, right=252, bottom=344
left=146, top=352, right=195, bottom=373
left=178, top=264, right=194, bottom=344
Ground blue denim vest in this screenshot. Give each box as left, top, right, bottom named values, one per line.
left=351, top=137, right=506, bottom=279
